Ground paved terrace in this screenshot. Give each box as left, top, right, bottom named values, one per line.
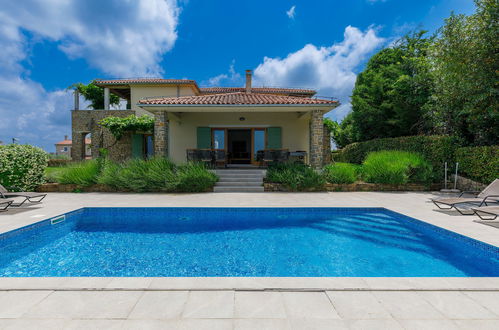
left=0, top=192, right=498, bottom=329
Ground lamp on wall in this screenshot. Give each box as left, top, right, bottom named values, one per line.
left=239, top=117, right=246, bottom=121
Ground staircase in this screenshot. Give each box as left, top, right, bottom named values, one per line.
left=214, top=169, right=266, bottom=192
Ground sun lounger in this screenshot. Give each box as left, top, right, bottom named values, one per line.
left=0, top=199, right=14, bottom=211
left=432, top=179, right=499, bottom=215
left=472, top=206, right=499, bottom=220
left=0, top=184, right=47, bottom=207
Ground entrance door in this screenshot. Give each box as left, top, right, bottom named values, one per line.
left=228, top=129, right=251, bottom=164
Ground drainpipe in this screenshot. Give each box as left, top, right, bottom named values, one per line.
left=104, top=87, right=110, bottom=110
left=245, top=70, right=252, bottom=94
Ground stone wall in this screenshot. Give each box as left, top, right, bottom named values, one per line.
left=264, top=182, right=441, bottom=192
left=71, top=110, right=134, bottom=162
left=309, top=110, right=324, bottom=168
left=450, top=174, right=487, bottom=192
left=323, top=123, right=332, bottom=164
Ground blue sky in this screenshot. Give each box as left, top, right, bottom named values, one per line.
left=0, top=0, right=475, bottom=151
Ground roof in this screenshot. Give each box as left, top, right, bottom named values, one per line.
left=139, top=92, right=338, bottom=106
left=55, top=139, right=91, bottom=145
left=200, top=87, right=316, bottom=97
left=94, top=78, right=197, bottom=86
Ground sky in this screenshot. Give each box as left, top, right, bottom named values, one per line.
left=0, top=0, right=476, bottom=151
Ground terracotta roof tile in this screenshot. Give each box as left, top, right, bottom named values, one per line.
left=139, top=92, right=338, bottom=106
left=200, top=87, right=316, bottom=96
left=55, top=139, right=91, bottom=145
left=94, top=78, right=197, bottom=85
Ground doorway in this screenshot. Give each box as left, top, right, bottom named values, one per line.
left=228, top=129, right=251, bottom=164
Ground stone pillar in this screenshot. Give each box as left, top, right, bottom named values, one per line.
left=71, top=132, right=85, bottom=161
left=104, top=87, right=110, bottom=110
left=310, top=110, right=324, bottom=169
left=154, top=111, right=168, bottom=157
left=74, top=90, right=80, bottom=110
left=323, top=123, right=332, bottom=164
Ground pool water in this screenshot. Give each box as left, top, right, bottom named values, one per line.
left=0, top=208, right=498, bottom=277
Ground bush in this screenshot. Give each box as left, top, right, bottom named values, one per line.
left=57, top=160, right=101, bottom=186
left=334, top=135, right=458, bottom=181
left=323, top=163, right=358, bottom=184
left=0, top=144, right=48, bottom=191
left=176, top=162, right=219, bottom=192
left=266, top=163, right=325, bottom=191
left=98, top=158, right=216, bottom=192
left=361, top=151, right=433, bottom=185
left=456, top=145, right=499, bottom=183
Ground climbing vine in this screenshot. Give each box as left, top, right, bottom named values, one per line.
left=99, top=115, right=154, bottom=140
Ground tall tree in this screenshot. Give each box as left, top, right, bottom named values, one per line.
left=350, top=31, right=434, bottom=142
left=427, top=0, right=498, bottom=145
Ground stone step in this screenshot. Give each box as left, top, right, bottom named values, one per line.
left=218, top=177, right=264, bottom=183
left=214, top=186, right=265, bottom=192
left=216, top=181, right=262, bottom=186
left=215, top=170, right=266, bottom=175
left=216, top=174, right=264, bottom=179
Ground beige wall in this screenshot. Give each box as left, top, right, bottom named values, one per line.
left=168, top=111, right=310, bottom=163
left=130, top=85, right=195, bottom=115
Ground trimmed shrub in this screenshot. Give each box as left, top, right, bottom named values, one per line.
left=361, top=151, right=433, bottom=185
left=176, top=162, right=219, bottom=192
left=0, top=144, right=48, bottom=191
left=323, top=163, right=358, bottom=184
left=266, top=163, right=325, bottom=191
left=57, top=160, right=100, bottom=186
left=456, top=145, right=499, bottom=184
left=334, top=135, right=458, bottom=180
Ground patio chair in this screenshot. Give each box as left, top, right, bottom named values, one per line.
left=198, top=149, right=214, bottom=166
left=471, top=206, right=499, bottom=221
left=0, top=198, right=14, bottom=212
left=0, top=184, right=47, bottom=207
left=214, top=150, right=227, bottom=168
left=432, top=179, right=499, bottom=215
left=186, top=149, right=197, bottom=162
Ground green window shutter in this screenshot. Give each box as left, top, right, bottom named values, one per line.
left=197, top=127, right=211, bottom=149
left=266, top=127, right=282, bottom=149
left=131, top=134, right=144, bottom=159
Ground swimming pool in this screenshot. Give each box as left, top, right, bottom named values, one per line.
left=0, top=207, right=498, bottom=277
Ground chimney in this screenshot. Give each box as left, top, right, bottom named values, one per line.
left=65, top=135, right=68, bottom=141
left=245, top=70, right=252, bottom=93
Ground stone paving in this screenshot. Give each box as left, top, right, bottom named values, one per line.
left=0, top=192, right=498, bottom=329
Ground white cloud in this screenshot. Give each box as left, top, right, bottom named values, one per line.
left=253, top=26, right=384, bottom=121
left=202, top=60, right=243, bottom=87
left=1, top=0, right=180, bottom=77
left=0, top=0, right=181, bottom=150
left=286, top=5, right=296, bottom=19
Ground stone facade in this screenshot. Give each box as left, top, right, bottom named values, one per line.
left=309, top=110, right=324, bottom=169
left=71, top=110, right=134, bottom=162
left=322, top=123, right=332, bottom=164
left=153, top=111, right=169, bottom=157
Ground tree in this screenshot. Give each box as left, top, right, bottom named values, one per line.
left=350, top=31, right=434, bottom=142
left=69, top=81, right=120, bottom=109
left=324, top=116, right=356, bottom=149
left=426, top=0, right=498, bottom=145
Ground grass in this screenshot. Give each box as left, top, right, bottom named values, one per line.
left=361, top=150, right=432, bottom=185
left=57, top=160, right=101, bottom=186
left=323, top=162, right=358, bottom=184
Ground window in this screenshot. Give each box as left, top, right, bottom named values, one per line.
left=63, top=147, right=68, bottom=152
left=213, top=129, right=225, bottom=149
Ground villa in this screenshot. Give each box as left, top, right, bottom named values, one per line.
left=71, top=70, right=339, bottom=168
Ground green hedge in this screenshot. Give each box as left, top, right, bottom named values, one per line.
left=0, top=144, right=48, bottom=191
left=334, top=135, right=458, bottom=180
left=455, top=146, right=499, bottom=184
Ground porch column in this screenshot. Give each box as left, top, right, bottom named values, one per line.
left=154, top=111, right=169, bottom=157
left=310, top=110, right=324, bottom=169
left=104, top=87, right=110, bottom=110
